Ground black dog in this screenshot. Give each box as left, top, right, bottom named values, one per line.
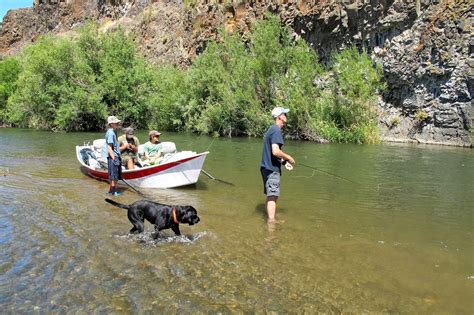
left=105, top=198, right=200, bottom=238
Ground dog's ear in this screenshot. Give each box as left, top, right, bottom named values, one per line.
left=186, top=206, right=200, bottom=225
left=181, top=206, right=194, bottom=218
left=180, top=206, right=196, bottom=221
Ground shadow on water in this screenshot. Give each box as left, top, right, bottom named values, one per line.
left=254, top=202, right=266, bottom=218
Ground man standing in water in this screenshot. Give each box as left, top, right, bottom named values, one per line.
left=260, top=107, right=295, bottom=223
left=105, top=116, right=122, bottom=196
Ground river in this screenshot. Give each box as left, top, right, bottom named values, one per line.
left=0, top=128, right=473, bottom=313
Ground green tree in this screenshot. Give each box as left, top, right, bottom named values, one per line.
left=249, top=14, right=290, bottom=108
left=146, top=64, right=186, bottom=131
left=2, top=17, right=385, bottom=143
left=327, top=47, right=385, bottom=143
left=98, top=28, right=158, bottom=128
left=7, top=35, right=104, bottom=130
left=77, top=22, right=103, bottom=77
left=181, top=14, right=324, bottom=138
left=6, top=25, right=162, bottom=131
left=184, top=31, right=260, bottom=136
left=0, top=57, right=21, bottom=123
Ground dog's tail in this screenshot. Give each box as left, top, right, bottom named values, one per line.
left=105, top=198, right=130, bottom=210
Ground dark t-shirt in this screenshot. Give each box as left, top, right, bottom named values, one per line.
left=260, top=124, right=284, bottom=172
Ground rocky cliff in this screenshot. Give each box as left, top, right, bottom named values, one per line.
left=1, top=0, right=472, bottom=146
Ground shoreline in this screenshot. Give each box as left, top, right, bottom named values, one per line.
left=1, top=126, right=471, bottom=148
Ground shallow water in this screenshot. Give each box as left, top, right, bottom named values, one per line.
left=0, top=128, right=473, bottom=313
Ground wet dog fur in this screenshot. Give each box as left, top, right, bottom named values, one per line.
left=105, top=198, right=200, bottom=238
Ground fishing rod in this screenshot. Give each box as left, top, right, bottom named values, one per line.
left=298, top=162, right=356, bottom=184
left=201, top=169, right=234, bottom=186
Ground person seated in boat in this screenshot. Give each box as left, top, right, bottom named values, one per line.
left=118, top=127, right=140, bottom=169
left=142, top=130, right=163, bottom=165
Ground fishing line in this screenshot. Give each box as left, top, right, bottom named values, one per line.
left=296, top=163, right=395, bottom=193
left=298, top=162, right=357, bottom=184
left=197, top=116, right=235, bottom=185
left=290, top=169, right=316, bottom=179
left=204, top=116, right=229, bottom=152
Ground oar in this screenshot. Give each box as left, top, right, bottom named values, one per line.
left=201, top=169, right=234, bottom=186
left=121, top=178, right=146, bottom=196
left=98, top=160, right=145, bottom=195
left=299, top=162, right=356, bottom=184
left=82, top=149, right=146, bottom=196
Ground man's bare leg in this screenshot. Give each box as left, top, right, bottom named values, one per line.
left=266, top=196, right=278, bottom=222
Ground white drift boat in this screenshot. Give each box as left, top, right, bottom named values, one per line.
left=76, top=139, right=209, bottom=188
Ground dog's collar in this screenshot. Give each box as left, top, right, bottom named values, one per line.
left=172, top=207, right=179, bottom=224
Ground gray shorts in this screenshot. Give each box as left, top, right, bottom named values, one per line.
left=261, top=168, right=280, bottom=197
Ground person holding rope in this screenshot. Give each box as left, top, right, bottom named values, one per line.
left=260, top=107, right=295, bottom=223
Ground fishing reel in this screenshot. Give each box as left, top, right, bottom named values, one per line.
left=281, top=159, right=293, bottom=171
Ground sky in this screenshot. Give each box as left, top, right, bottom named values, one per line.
left=0, top=0, right=33, bottom=23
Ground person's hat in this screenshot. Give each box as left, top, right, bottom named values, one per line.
left=124, top=127, right=134, bottom=135
left=271, top=107, right=290, bottom=118
left=149, top=130, right=161, bottom=138
left=107, top=116, right=121, bottom=124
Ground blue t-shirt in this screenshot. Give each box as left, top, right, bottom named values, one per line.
left=105, top=128, right=120, bottom=158
left=260, top=124, right=284, bottom=172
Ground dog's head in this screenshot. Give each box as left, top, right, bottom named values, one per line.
left=179, top=206, right=200, bottom=225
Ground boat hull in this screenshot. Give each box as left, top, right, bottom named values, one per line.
left=76, top=145, right=208, bottom=188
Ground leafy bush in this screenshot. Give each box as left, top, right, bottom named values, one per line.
left=183, top=31, right=260, bottom=137
left=314, top=47, right=385, bottom=143
left=7, top=35, right=104, bottom=130
left=146, top=64, right=186, bottom=131
left=179, top=15, right=325, bottom=138
left=6, top=25, right=160, bottom=131
left=3, top=16, right=385, bottom=144
left=179, top=15, right=383, bottom=143
left=415, top=109, right=429, bottom=122
left=0, top=57, right=20, bottom=123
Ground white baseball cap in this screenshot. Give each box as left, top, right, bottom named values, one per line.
left=271, top=107, right=290, bottom=118
left=107, top=116, right=121, bottom=124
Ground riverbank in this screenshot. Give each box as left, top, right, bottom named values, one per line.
left=1, top=1, right=472, bottom=147
left=2, top=125, right=471, bottom=148
left=381, top=135, right=473, bottom=148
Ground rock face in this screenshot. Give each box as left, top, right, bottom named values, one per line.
left=377, top=1, right=472, bottom=147
left=0, top=0, right=472, bottom=146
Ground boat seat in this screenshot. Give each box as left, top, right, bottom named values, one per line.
left=93, top=139, right=106, bottom=154
left=92, top=139, right=108, bottom=163
left=161, top=142, right=177, bottom=154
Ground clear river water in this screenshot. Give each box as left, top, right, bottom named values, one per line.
left=0, top=128, right=473, bottom=313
